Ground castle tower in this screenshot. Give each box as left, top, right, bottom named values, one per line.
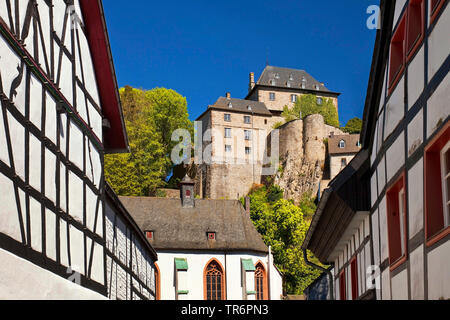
left=304, top=114, right=326, bottom=163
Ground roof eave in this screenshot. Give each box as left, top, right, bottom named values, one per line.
left=79, top=0, right=130, bottom=154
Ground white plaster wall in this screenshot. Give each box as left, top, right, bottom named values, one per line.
left=427, top=240, right=450, bottom=300
left=407, top=109, right=424, bottom=157
left=391, top=269, right=408, bottom=300
left=384, top=77, right=405, bottom=140
left=410, top=245, right=424, bottom=300
left=371, top=171, right=378, bottom=208
left=408, top=159, right=424, bottom=239
left=427, top=71, right=449, bottom=139
left=386, top=132, right=405, bottom=183
left=393, top=0, right=407, bottom=28
left=381, top=269, right=391, bottom=300
left=156, top=251, right=282, bottom=301
left=378, top=197, right=389, bottom=264
left=0, top=248, right=106, bottom=300
left=407, top=46, right=425, bottom=110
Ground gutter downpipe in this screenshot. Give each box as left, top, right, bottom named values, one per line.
left=303, top=249, right=335, bottom=301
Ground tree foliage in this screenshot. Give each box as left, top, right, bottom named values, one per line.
left=104, top=86, right=193, bottom=196
left=282, top=94, right=340, bottom=128
left=343, top=117, right=363, bottom=134
left=244, top=185, right=324, bottom=294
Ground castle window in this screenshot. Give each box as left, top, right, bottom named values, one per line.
left=424, top=123, right=450, bottom=247
left=245, top=147, right=251, bottom=155
left=244, top=130, right=252, bottom=141
left=269, top=93, right=276, bottom=101
left=228, top=102, right=233, bottom=108
left=339, top=140, right=346, bottom=149
left=225, top=145, right=232, bottom=153
left=224, top=114, right=231, bottom=122
left=301, top=78, right=307, bottom=89
left=244, top=116, right=251, bottom=124
left=270, top=79, right=276, bottom=86
left=225, top=128, right=232, bottom=138
left=317, top=97, right=323, bottom=105
left=341, top=158, right=347, bottom=167
left=291, top=94, right=298, bottom=103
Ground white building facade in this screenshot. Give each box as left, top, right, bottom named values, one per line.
left=0, top=0, right=157, bottom=300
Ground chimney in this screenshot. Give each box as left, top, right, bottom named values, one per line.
left=249, top=72, right=255, bottom=92
left=226, top=92, right=231, bottom=99
left=180, top=175, right=195, bottom=208
left=244, top=197, right=251, bottom=215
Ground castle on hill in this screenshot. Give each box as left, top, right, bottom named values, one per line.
left=193, top=66, right=361, bottom=201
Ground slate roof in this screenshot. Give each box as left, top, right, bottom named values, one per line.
left=208, top=97, right=273, bottom=116
left=118, top=197, right=269, bottom=253
left=328, top=134, right=362, bottom=155
left=256, top=66, right=336, bottom=93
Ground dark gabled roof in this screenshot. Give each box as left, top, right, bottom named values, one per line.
left=255, top=66, right=338, bottom=94
left=118, top=197, right=269, bottom=253
left=209, top=97, right=272, bottom=116
left=328, top=134, right=362, bottom=155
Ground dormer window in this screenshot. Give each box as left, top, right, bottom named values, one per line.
left=274, top=73, right=280, bottom=79
left=145, top=231, right=154, bottom=240
left=228, top=102, right=233, bottom=108
left=247, top=105, right=252, bottom=111
left=286, top=81, right=291, bottom=88
left=289, top=74, right=294, bottom=81
left=339, top=140, right=346, bottom=149
left=207, top=232, right=216, bottom=241
left=314, top=84, right=320, bottom=90
left=270, top=79, right=276, bottom=86
left=301, top=78, right=307, bottom=89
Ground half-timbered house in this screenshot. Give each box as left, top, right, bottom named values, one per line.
left=0, top=0, right=157, bottom=300
left=302, top=0, right=449, bottom=300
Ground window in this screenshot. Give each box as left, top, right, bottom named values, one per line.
left=339, top=270, right=346, bottom=300
left=225, top=128, right=231, bottom=138
left=425, top=123, right=450, bottom=246
left=255, top=263, right=268, bottom=300
left=389, top=14, right=406, bottom=91
left=269, top=93, right=276, bottom=101
left=301, top=78, right=307, bottom=89
left=431, top=0, right=445, bottom=24
left=317, top=97, right=323, bottom=105
left=224, top=114, right=231, bottom=122
left=264, top=119, right=268, bottom=125
left=291, top=94, right=298, bottom=103
left=406, top=0, right=425, bottom=61
left=350, top=257, right=358, bottom=300
left=145, top=231, right=154, bottom=240
left=204, top=259, right=225, bottom=300
left=225, top=145, right=232, bottom=153
left=207, top=232, right=216, bottom=241
left=270, top=80, right=276, bottom=86
left=286, top=81, right=292, bottom=88
left=244, top=130, right=252, bottom=141
left=244, top=116, right=251, bottom=124
left=341, top=158, right=347, bottom=167
left=228, top=102, right=233, bottom=109
left=339, top=140, right=346, bottom=149
left=386, top=173, right=407, bottom=270
left=289, top=74, right=294, bottom=81
left=245, top=147, right=251, bottom=155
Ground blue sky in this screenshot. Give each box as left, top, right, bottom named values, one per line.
left=102, top=0, right=380, bottom=126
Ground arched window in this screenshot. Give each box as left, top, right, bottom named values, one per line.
left=204, top=259, right=225, bottom=300
left=254, top=262, right=268, bottom=300
left=339, top=140, right=346, bottom=149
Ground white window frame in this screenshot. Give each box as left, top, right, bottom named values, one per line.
left=225, top=128, right=232, bottom=138
left=339, top=140, right=346, bottom=149
left=291, top=94, right=297, bottom=103
left=224, top=114, right=231, bottom=122
left=269, top=93, right=276, bottom=101
left=244, top=130, right=252, bottom=141
left=225, top=145, right=232, bottom=153
left=441, top=141, right=450, bottom=228
left=244, top=116, right=251, bottom=124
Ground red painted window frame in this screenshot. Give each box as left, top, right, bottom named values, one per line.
left=145, top=231, right=154, bottom=240
left=430, top=0, right=446, bottom=24
left=424, top=122, right=450, bottom=247
left=406, top=0, right=425, bottom=61
left=386, top=172, right=408, bottom=271
left=350, top=257, right=359, bottom=300
left=388, top=13, right=407, bottom=93
left=339, top=270, right=347, bottom=301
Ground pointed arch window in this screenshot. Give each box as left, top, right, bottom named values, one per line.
left=255, top=262, right=268, bottom=300
left=204, top=259, right=225, bottom=300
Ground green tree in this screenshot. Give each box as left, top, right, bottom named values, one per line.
left=343, top=117, right=363, bottom=134
left=282, top=94, right=340, bottom=128
left=245, top=186, right=323, bottom=294
left=105, top=86, right=193, bottom=196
